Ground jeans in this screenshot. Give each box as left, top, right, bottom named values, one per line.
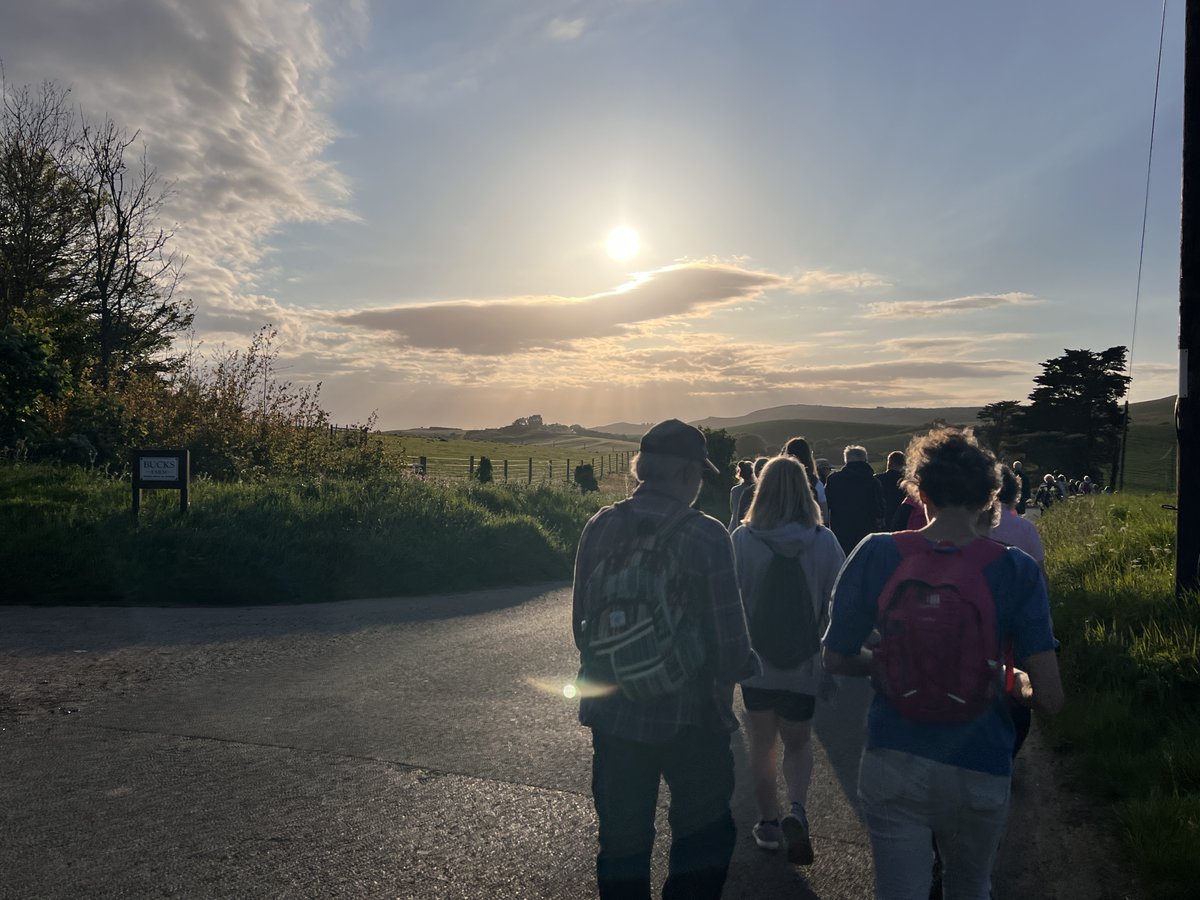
left=858, top=748, right=1010, bottom=900
left=590, top=726, right=737, bottom=900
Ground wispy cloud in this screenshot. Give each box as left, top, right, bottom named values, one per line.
left=1, top=0, right=361, bottom=317
left=862, top=292, right=1038, bottom=319
left=794, top=270, right=890, bottom=292
left=339, top=262, right=788, bottom=354
left=874, top=333, right=1031, bottom=354
left=544, top=17, right=587, bottom=41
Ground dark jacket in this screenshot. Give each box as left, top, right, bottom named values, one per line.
left=875, top=468, right=905, bottom=524
left=825, top=460, right=886, bottom=553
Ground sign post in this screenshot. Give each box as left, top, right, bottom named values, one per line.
left=133, top=449, right=190, bottom=515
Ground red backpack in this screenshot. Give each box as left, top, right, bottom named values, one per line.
left=872, top=533, right=1010, bottom=724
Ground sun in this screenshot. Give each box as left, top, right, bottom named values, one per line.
left=606, top=226, right=640, bottom=262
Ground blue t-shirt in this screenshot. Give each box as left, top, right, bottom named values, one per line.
left=823, top=534, right=1057, bottom=776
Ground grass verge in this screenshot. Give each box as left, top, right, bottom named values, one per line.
left=1038, top=493, right=1200, bottom=899
left=0, top=462, right=621, bottom=605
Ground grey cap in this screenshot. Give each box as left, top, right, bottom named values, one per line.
left=639, top=419, right=720, bottom=473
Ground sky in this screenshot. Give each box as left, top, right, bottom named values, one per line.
left=1, top=1, right=1188, bottom=429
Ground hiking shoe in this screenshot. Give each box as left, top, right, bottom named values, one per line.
left=782, top=809, right=814, bottom=865
left=752, top=819, right=782, bottom=851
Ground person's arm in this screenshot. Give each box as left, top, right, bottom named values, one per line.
left=1006, top=549, right=1063, bottom=713
left=571, top=518, right=595, bottom=650
left=1010, top=651, right=1064, bottom=714
left=821, top=645, right=872, bottom=677
left=699, top=520, right=759, bottom=683
left=822, top=535, right=892, bottom=677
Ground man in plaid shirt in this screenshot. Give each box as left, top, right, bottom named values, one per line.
left=573, top=419, right=759, bottom=899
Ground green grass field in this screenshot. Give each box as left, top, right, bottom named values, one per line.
left=1038, top=493, right=1198, bottom=898
left=375, top=432, right=638, bottom=481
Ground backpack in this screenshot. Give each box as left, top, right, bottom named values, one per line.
left=748, top=540, right=821, bottom=668
left=871, top=533, right=1008, bottom=724
left=579, top=502, right=708, bottom=702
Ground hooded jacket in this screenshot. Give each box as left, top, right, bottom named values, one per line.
left=731, top=521, right=846, bottom=693
left=825, top=459, right=887, bottom=553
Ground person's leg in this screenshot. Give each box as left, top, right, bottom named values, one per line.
left=858, top=748, right=937, bottom=900
left=591, top=729, right=663, bottom=900
left=931, top=765, right=1010, bottom=900
left=744, top=707, right=781, bottom=821
left=776, top=694, right=816, bottom=810
left=660, top=727, right=737, bottom=900
left=776, top=693, right=817, bottom=864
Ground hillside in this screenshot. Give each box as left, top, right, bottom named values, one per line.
left=690, top=403, right=981, bottom=430
left=1127, top=395, right=1174, bottom=425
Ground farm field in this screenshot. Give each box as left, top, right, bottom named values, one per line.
left=376, top=432, right=638, bottom=479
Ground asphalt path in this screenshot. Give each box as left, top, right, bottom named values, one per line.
left=2, top=586, right=915, bottom=898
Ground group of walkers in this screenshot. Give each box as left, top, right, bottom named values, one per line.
left=1033, top=472, right=1103, bottom=509
left=572, top=419, right=1062, bottom=899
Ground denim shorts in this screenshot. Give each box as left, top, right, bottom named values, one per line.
left=740, top=685, right=816, bottom=722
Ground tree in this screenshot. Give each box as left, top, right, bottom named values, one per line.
left=0, top=81, right=84, bottom=332
left=1018, top=347, right=1130, bottom=479
left=698, top=426, right=737, bottom=518
left=0, top=321, right=63, bottom=446
left=0, top=79, right=191, bottom=390
left=75, top=115, right=190, bottom=388
left=734, top=432, right=769, bottom=459
left=976, top=401, right=1023, bottom=453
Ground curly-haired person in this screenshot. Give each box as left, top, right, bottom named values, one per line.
left=822, top=428, right=1062, bottom=900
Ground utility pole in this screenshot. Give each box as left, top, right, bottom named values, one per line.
left=1177, top=0, right=1200, bottom=596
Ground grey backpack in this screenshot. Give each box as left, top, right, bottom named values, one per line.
left=579, top=503, right=708, bottom=701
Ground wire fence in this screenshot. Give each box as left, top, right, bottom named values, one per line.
left=407, top=450, right=635, bottom=484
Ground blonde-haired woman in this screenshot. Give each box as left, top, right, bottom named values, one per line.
left=731, top=455, right=845, bottom=864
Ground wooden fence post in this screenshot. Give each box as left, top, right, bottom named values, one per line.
left=470, top=455, right=475, bottom=478
left=504, top=459, right=509, bottom=483
left=549, top=460, right=553, bottom=482
left=567, top=459, right=571, bottom=482
left=528, top=458, right=533, bottom=484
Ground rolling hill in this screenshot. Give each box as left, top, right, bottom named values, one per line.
left=690, top=403, right=982, bottom=431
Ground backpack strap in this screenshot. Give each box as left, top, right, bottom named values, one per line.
left=613, top=498, right=697, bottom=548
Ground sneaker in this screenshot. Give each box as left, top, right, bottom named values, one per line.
left=752, top=819, right=782, bottom=851
left=782, top=808, right=814, bottom=865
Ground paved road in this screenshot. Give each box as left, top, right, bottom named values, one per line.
left=1, top=586, right=883, bottom=898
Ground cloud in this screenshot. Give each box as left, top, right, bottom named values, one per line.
left=793, top=270, right=890, bottom=292
left=339, top=262, right=788, bottom=354
left=544, top=17, right=587, bottom=40
left=0, top=0, right=360, bottom=316
left=862, top=292, right=1038, bottom=319
left=874, top=333, right=1031, bottom=354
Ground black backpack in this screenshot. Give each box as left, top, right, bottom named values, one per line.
left=748, top=542, right=821, bottom=669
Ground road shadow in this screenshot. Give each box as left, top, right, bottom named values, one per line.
left=0, top=581, right=569, bottom=655
left=812, top=677, right=872, bottom=816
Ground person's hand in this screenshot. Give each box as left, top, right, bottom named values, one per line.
left=1010, top=669, right=1034, bottom=707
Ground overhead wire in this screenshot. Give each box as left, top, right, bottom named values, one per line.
left=1119, top=0, right=1170, bottom=489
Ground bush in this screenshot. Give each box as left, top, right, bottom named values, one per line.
left=0, top=463, right=619, bottom=605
